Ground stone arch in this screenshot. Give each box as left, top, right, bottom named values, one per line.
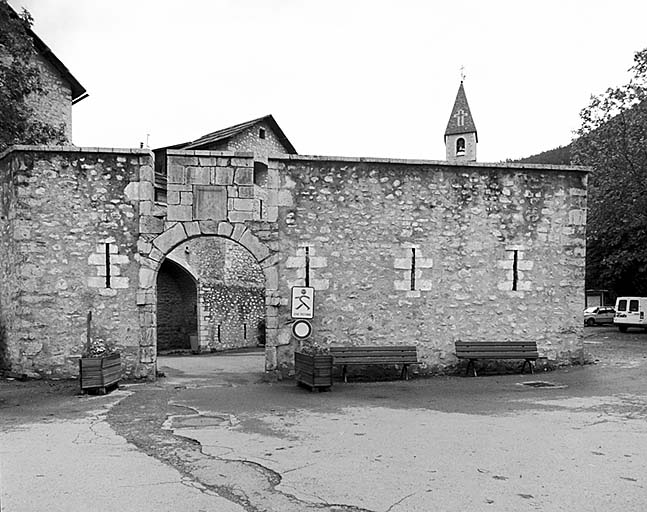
left=137, top=221, right=279, bottom=377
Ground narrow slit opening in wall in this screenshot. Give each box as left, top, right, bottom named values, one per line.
left=243, top=323, right=247, bottom=340
left=218, top=324, right=221, bottom=342
left=105, top=243, right=111, bottom=288
left=512, top=250, right=518, bottom=291
left=305, top=247, right=310, bottom=287
left=259, top=199, right=263, bottom=219
left=410, top=248, right=416, bottom=291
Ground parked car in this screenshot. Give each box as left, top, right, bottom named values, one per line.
left=613, top=296, right=647, bottom=332
left=584, top=306, right=616, bottom=326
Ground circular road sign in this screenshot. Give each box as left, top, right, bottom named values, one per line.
left=291, top=319, right=312, bottom=340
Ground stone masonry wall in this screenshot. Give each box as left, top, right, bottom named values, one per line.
left=0, top=155, right=18, bottom=371
left=273, top=156, right=588, bottom=373
left=1, top=145, right=587, bottom=380
left=0, top=147, right=151, bottom=378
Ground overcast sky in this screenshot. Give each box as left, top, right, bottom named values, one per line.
left=9, top=0, right=647, bottom=162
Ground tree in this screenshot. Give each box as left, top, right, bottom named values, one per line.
left=572, top=48, right=647, bottom=296
left=0, top=0, right=66, bottom=153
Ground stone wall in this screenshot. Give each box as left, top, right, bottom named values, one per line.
left=272, top=156, right=588, bottom=372
left=0, top=145, right=588, bottom=380
left=0, top=146, right=151, bottom=378
left=0, top=155, right=19, bottom=371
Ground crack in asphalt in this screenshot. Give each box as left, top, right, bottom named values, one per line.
left=107, top=386, right=373, bottom=512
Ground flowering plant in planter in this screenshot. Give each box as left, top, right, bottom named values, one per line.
left=297, top=340, right=330, bottom=356
left=82, top=337, right=114, bottom=358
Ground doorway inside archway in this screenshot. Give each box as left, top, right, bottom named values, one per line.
left=157, top=259, right=198, bottom=353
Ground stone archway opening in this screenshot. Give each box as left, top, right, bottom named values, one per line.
left=159, top=235, right=266, bottom=358
left=138, top=220, right=279, bottom=380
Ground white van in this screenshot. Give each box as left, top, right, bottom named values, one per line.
left=613, top=297, right=647, bottom=332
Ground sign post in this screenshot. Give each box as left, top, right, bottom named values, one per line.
left=291, top=319, right=312, bottom=340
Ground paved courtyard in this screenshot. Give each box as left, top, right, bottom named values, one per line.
left=2, top=328, right=647, bottom=511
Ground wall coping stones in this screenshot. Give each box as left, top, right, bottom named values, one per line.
left=0, top=146, right=590, bottom=175
left=165, top=149, right=255, bottom=158
left=269, top=154, right=591, bottom=173
left=0, top=145, right=153, bottom=161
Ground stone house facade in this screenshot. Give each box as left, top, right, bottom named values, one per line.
left=26, top=40, right=87, bottom=141
left=0, top=6, right=87, bottom=143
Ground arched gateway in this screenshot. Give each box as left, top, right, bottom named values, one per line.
left=137, top=221, right=279, bottom=377
left=133, top=150, right=283, bottom=378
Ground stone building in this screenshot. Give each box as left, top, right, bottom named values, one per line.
left=0, top=37, right=589, bottom=379
left=25, top=29, right=88, bottom=141
left=0, top=4, right=88, bottom=142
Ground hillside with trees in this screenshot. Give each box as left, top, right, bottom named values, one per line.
left=515, top=48, right=647, bottom=297
left=514, top=144, right=572, bottom=166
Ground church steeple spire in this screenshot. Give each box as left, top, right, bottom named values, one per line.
left=445, top=80, right=478, bottom=162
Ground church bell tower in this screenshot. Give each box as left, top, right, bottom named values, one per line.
left=445, top=81, right=478, bottom=162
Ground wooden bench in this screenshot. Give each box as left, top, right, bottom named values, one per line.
left=455, top=341, right=539, bottom=377
left=329, top=346, right=418, bottom=382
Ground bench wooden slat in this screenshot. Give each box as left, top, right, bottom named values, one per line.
left=455, top=341, right=535, bottom=346
left=332, top=358, right=418, bottom=364
left=456, top=352, right=538, bottom=359
left=330, top=347, right=417, bottom=353
left=331, top=352, right=417, bottom=358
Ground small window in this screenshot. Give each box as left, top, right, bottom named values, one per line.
left=259, top=128, right=266, bottom=139
left=254, top=161, right=268, bottom=186
left=456, top=137, right=465, bottom=155
left=155, top=187, right=167, bottom=203
left=618, top=299, right=627, bottom=312
left=629, top=300, right=639, bottom=312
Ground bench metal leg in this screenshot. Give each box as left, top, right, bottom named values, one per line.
left=342, top=365, right=348, bottom=383
left=521, top=359, right=534, bottom=374
left=466, top=359, right=477, bottom=377
left=400, top=364, right=409, bottom=380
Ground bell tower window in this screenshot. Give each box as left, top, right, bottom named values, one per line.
left=456, top=137, right=466, bottom=156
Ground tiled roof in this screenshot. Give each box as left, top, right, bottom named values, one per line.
left=29, top=29, right=87, bottom=104
left=444, top=82, right=477, bottom=140
left=179, top=114, right=297, bottom=154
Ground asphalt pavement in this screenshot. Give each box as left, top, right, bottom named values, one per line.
left=1, top=327, right=647, bottom=511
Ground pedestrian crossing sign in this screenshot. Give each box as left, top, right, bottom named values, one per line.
left=291, top=287, right=315, bottom=319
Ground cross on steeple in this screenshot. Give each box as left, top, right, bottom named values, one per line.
left=454, top=108, right=466, bottom=127
left=460, top=65, right=466, bottom=83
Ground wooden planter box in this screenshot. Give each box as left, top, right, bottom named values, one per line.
left=295, top=352, right=333, bottom=391
left=79, top=352, right=121, bottom=394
